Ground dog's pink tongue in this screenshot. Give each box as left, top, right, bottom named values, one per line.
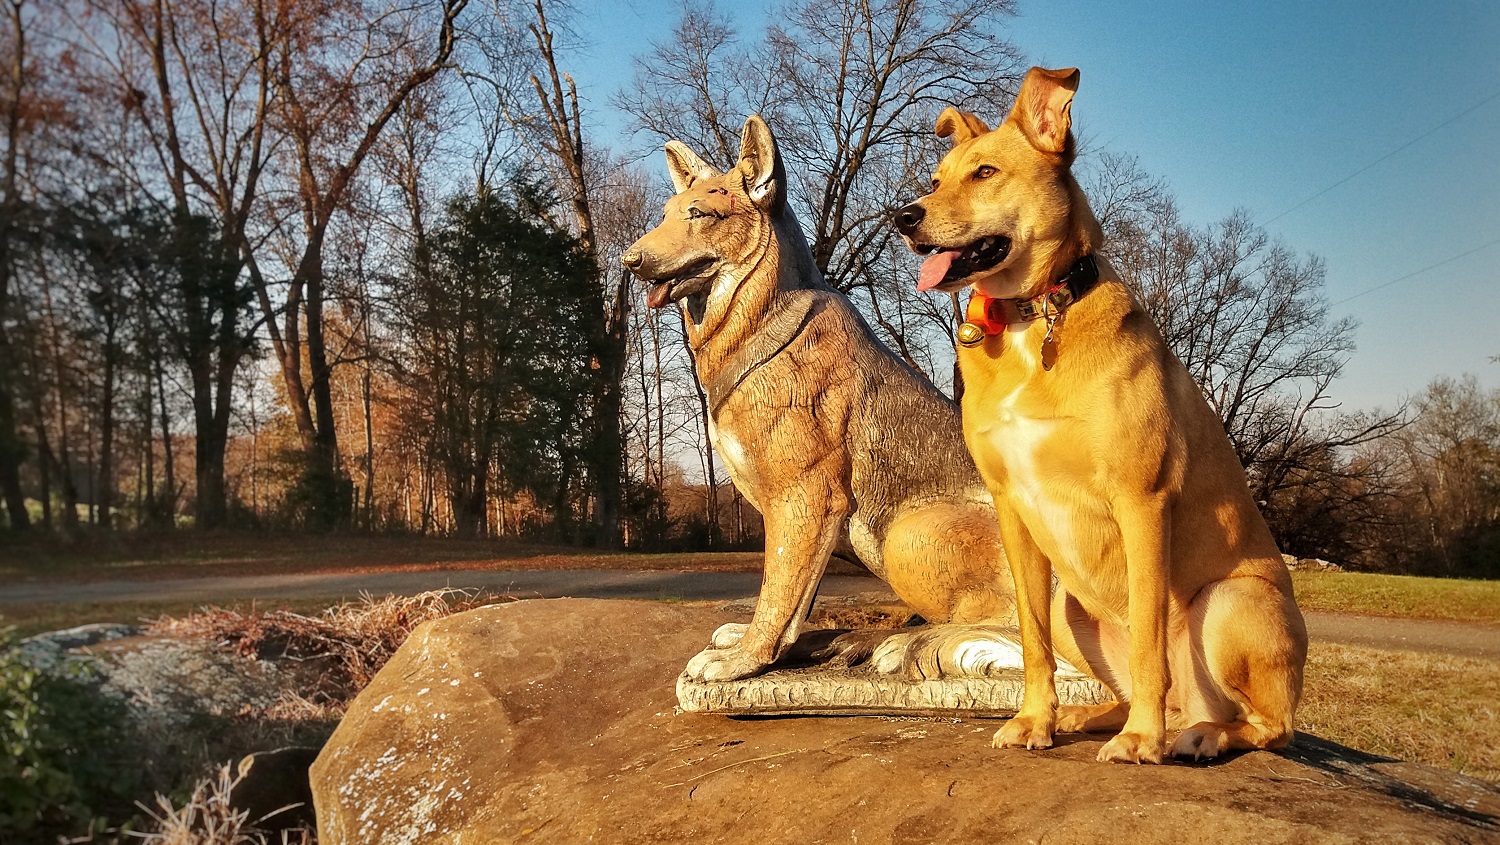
left=646, top=283, right=671, bottom=309
left=918, top=250, right=959, bottom=291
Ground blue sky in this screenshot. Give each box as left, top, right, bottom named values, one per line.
left=571, top=0, right=1500, bottom=413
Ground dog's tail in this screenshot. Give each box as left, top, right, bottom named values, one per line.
left=860, top=624, right=1085, bottom=681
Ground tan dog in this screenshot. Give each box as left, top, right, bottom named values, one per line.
left=895, top=67, right=1307, bottom=763
left=624, top=116, right=1028, bottom=684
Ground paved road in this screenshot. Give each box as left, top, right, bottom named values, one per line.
left=2, top=568, right=1496, bottom=660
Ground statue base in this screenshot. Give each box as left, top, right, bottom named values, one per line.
left=676, top=628, right=1112, bottom=718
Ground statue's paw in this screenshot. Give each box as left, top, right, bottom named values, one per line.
left=993, top=711, right=1055, bottom=750
left=869, top=631, right=919, bottom=675
left=867, top=625, right=1026, bottom=681
left=709, top=622, right=749, bottom=649
left=813, top=629, right=903, bottom=668
left=1170, top=722, right=1230, bottom=761
left=1097, top=730, right=1166, bottom=764
left=684, top=645, right=767, bottom=682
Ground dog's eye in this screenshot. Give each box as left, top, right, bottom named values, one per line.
left=930, top=178, right=940, bottom=190
left=686, top=207, right=709, bottom=220
left=974, top=165, right=997, bottom=180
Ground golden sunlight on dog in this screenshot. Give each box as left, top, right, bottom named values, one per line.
left=897, top=67, right=1308, bottom=764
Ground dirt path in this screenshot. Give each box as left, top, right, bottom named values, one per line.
left=2, top=569, right=1496, bottom=660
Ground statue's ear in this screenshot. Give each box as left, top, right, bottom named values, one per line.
left=664, top=140, right=722, bottom=193
left=1007, top=66, right=1079, bottom=155
left=735, top=114, right=785, bottom=209
left=934, top=107, right=991, bottom=145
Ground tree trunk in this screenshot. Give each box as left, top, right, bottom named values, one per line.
left=0, top=357, right=26, bottom=529
left=362, top=367, right=375, bottom=527
left=157, top=359, right=178, bottom=523
left=34, top=418, right=51, bottom=529
left=140, top=357, right=155, bottom=525
left=681, top=331, right=719, bottom=547
left=98, top=320, right=118, bottom=529
left=592, top=270, right=630, bottom=544
left=0, top=0, right=29, bottom=531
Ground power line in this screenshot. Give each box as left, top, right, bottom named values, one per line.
left=1331, top=234, right=1500, bottom=307
left=1263, top=87, right=1500, bottom=227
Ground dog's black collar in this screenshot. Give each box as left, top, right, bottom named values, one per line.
left=963, top=254, right=1101, bottom=333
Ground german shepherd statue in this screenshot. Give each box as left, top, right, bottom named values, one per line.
left=623, top=115, right=1031, bottom=684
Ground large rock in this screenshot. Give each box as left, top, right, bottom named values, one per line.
left=311, top=599, right=1499, bottom=844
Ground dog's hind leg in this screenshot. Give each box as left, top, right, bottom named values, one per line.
left=880, top=502, right=1018, bottom=627
left=1170, top=574, right=1307, bottom=760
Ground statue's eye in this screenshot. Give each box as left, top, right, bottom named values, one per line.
left=687, top=207, right=709, bottom=220
left=975, top=165, right=997, bottom=180
left=930, top=178, right=940, bottom=190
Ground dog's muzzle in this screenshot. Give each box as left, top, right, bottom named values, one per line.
left=894, top=203, right=926, bottom=237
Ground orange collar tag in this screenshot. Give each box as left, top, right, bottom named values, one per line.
left=964, top=292, right=1007, bottom=336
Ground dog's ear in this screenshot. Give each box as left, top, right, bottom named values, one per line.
left=935, top=108, right=991, bottom=145
left=664, top=140, right=722, bottom=194
left=735, top=114, right=785, bottom=209
left=1010, top=66, right=1079, bottom=155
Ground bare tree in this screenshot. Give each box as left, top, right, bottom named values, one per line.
left=503, top=0, right=629, bottom=544
left=615, top=0, right=772, bottom=168
left=1385, top=376, right=1500, bottom=575
left=0, top=0, right=37, bottom=528
left=619, top=0, right=1024, bottom=388
left=62, top=0, right=287, bottom=528
left=1082, top=152, right=1404, bottom=557
left=256, top=0, right=466, bottom=525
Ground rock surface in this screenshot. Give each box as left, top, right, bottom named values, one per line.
left=311, top=598, right=1500, bottom=845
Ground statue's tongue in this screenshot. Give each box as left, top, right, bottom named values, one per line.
left=918, top=250, right=960, bottom=291
left=647, top=282, right=672, bottom=309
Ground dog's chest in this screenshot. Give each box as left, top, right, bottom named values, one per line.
left=706, top=416, right=760, bottom=510
left=969, top=382, right=1107, bottom=571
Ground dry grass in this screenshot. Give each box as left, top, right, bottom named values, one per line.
left=1292, top=570, right=1500, bottom=625
left=149, top=589, right=508, bottom=707
left=133, top=763, right=313, bottom=845
left=0, top=598, right=346, bottom=639
left=1300, top=640, right=1500, bottom=782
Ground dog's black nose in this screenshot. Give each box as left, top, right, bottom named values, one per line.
left=894, top=203, right=926, bottom=235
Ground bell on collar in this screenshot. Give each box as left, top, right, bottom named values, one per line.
left=957, top=322, right=986, bottom=347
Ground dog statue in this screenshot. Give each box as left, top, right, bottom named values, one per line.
left=624, top=115, right=1027, bottom=684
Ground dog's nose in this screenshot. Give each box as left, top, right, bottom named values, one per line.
left=621, top=249, right=644, bottom=272
left=894, top=203, right=926, bottom=235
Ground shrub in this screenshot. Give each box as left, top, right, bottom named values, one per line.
left=0, top=626, right=139, bottom=840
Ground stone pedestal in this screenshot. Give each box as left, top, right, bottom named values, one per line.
left=677, top=628, right=1111, bottom=717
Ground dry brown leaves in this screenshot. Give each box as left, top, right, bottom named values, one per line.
left=147, top=589, right=510, bottom=704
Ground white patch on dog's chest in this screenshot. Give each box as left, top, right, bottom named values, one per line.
left=979, top=389, right=1088, bottom=570
left=707, top=417, right=759, bottom=510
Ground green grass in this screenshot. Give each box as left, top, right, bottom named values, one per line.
left=1300, top=640, right=1500, bottom=782
left=0, top=533, right=772, bottom=582
left=1292, top=570, right=1500, bottom=626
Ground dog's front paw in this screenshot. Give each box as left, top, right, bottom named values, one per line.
left=1097, top=730, right=1166, bottom=764
left=993, top=712, right=1055, bottom=750
left=709, top=622, right=749, bottom=649
left=683, top=645, right=767, bottom=682
left=1170, top=722, right=1230, bottom=761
